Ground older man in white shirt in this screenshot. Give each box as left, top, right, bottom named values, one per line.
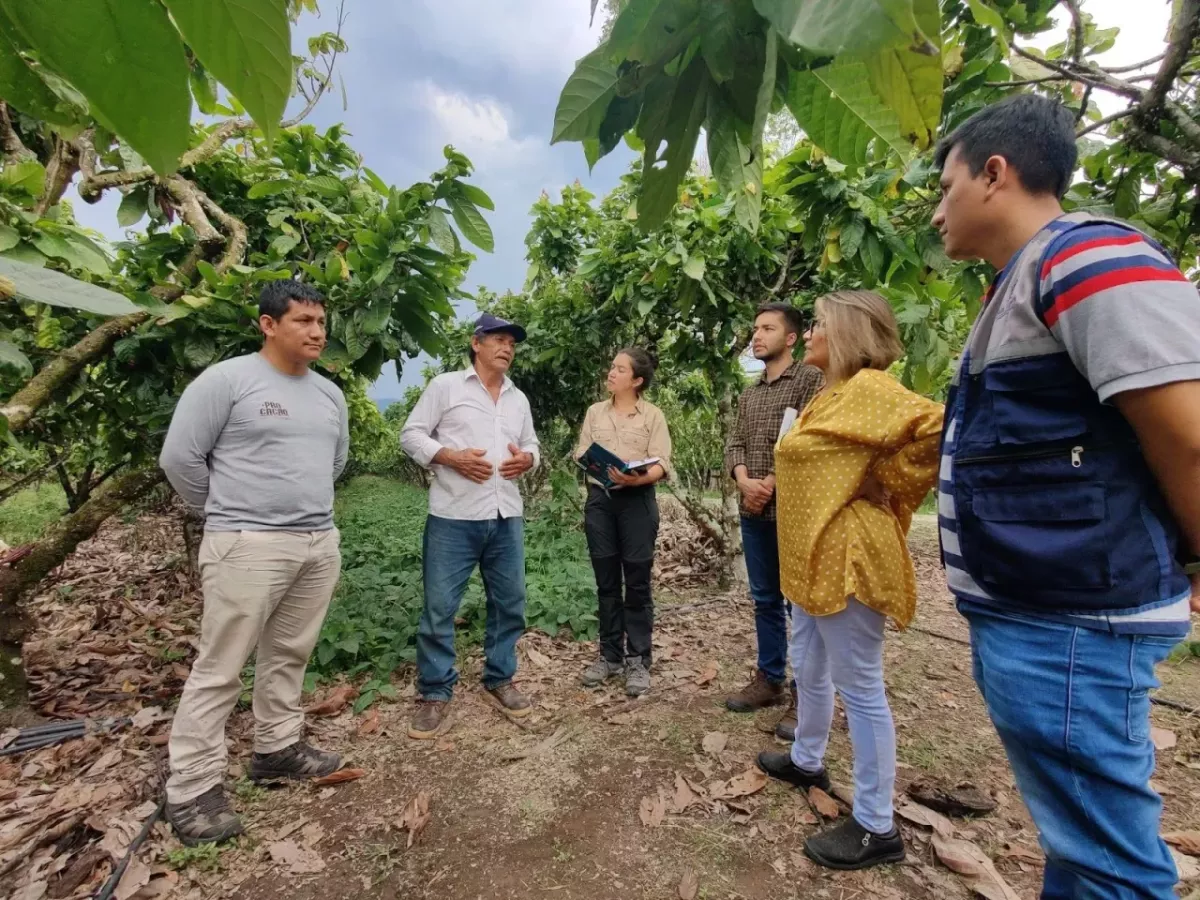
left=400, top=313, right=541, bottom=738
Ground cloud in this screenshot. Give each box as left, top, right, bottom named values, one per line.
left=417, top=82, right=543, bottom=169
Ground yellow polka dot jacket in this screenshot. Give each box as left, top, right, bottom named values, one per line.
left=775, top=369, right=944, bottom=627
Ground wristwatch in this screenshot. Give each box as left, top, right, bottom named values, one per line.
left=1185, top=558, right=1200, bottom=576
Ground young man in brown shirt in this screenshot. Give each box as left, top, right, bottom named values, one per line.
left=724, top=303, right=824, bottom=739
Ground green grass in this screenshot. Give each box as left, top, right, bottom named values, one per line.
left=311, top=476, right=595, bottom=685
left=0, top=483, right=67, bottom=545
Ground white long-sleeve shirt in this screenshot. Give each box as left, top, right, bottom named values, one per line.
left=400, top=369, right=540, bottom=520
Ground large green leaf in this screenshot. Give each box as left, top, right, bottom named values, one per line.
left=551, top=48, right=618, bottom=144
left=636, top=57, right=710, bottom=231
left=454, top=183, right=495, bottom=211
left=247, top=179, right=291, bottom=199
left=707, top=93, right=763, bottom=232
left=784, top=57, right=911, bottom=165
left=447, top=196, right=494, bottom=253
left=164, top=0, right=292, bottom=143
left=0, top=0, right=190, bottom=173
left=863, top=0, right=942, bottom=150
left=117, top=186, right=149, bottom=228
left=0, top=224, right=18, bottom=252
left=699, top=0, right=741, bottom=84
left=424, top=207, right=458, bottom=255
left=0, top=340, right=31, bottom=377
left=752, top=0, right=935, bottom=56
left=30, top=230, right=110, bottom=275
left=0, top=25, right=76, bottom=126
left=0, top=257, right=139, bottom=316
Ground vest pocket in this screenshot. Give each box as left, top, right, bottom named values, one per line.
left=959, top=482, right=1114, bottom=591
left=983, top=358, right=1089, bottom=445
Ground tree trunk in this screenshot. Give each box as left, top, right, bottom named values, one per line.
left=0, top=467, right=163, bottom=643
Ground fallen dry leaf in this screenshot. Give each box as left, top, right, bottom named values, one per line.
left=1166, top=832, right=1200, bottom=857
left=357, top=708, right=381, bottom=736
left=300, top=822, right=325, bottom=848
left=114, top=857, right=151, bottom=900
left=932, top=833, right=1020, bottom=900
left=672, top=772, right=702, bottom=813
left=130, top=706, right=165, bottom=730
left=129, top=872, right=178, bottom=900
left=273, top=817, right=309, bottom=841
left=807, top=787, right=840, bottom=820
left=711, top=768, right=768, bottom=800
left=1151, top=727, right=1177, bottom=751
left=828, top=781, right=855, bottom=808
left=696, top=661, right=719, bottom=686
left=312, top=767, right=366, bottom=787
left=304, top=684, right=358, bottom=717
left=1173, top=847, right=1200, bottom=882
left=678, top=868, right=699, bottom=900
left=770, top=857, right=788, bottom=876
left=998, top=843, right=1043, bottom=865
left=526, top=647, right=552, bottom=668
left=640, top=791, right=668, bottom=827
left=896, top=799, right=955, bottom=839
left=268, top=839, right=326, bottom=875
left=399, top=791, right=432, bottom=848
left=907, top=778, right=996, bottom=817
left=701, top=732, right=728, bottom=756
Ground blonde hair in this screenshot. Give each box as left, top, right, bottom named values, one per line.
left=815, top=290, right=904, bottom=384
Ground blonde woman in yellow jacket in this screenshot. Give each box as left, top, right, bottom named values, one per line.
left=756, top=291, right=944, bottom=871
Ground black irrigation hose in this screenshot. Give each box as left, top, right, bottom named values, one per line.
left=0, top=717, right=129, bottom=757
left=91, top=797, right=165, bottom=900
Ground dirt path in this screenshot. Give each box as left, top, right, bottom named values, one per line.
left=217, top=519, right=1199, bottom=900
left=3, top=516, right=1198, bottom=900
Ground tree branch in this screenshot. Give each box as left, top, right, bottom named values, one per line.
left=1011, top=45, right=1146, bottom=101
left=0, top=312, right=149, bottom=434
left=0, top=102, right=33, bottom=164
left=1061, top=0, right=1084, bottom=64
left=34, top=138, right=79, bottom=217
left=1143, top=0, right=1200, bottom=116
left=160, top=176, right=223, bottom=245
left=1077, top=107, right=1137, bottom=137
left=197, top=193, right=249, bottom=274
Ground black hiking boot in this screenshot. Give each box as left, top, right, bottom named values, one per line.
left=804, top=817, right=906, bottom=870
left=248, top=740, right=341, bottom=784
left=166, top=784, right=244, bottom=847
left=756, top=751, right=832, bottom=792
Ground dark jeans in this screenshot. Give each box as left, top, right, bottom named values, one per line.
left=417, top=515, right=526, bottom=701
left=584, top=485, right=659, bottom=665
left=740, top=515, right=790, bottom=684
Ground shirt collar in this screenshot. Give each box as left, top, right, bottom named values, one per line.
left=602, top=397, right=646, bottom=414
left=760, top=359, right=800, bottom=385
left=463, top=367, right=512, bottom=393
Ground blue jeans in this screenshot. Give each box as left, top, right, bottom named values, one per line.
left=966, top=609, right=1179, bottom=899
left=417, top=515, right=526, bottom=701
left=741, top=516, right=790, bottom=683
left=789, top=599, right=896, bottom=834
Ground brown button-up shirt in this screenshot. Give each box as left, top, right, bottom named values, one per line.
left=575, top=398, right=673, bottom=484
left=724, top=359, right=824, bottom=520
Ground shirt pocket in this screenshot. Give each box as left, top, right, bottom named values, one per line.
left=618, top=422, right=652, bottom=457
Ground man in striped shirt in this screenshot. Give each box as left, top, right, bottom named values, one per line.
left=933, top=94, right=1200, bottom=898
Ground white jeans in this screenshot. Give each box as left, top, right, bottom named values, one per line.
left=788, top=598, right=896, bottom=834
left=167, top=530, right=340, bottom=803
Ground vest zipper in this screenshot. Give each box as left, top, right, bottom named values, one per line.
left=956, top=444, right=1090, bottom=467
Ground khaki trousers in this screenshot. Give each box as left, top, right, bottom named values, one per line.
left=166, top=529, right=341, bottom=803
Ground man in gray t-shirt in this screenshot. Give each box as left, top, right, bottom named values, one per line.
left=159, top=279, right=349, bottom=846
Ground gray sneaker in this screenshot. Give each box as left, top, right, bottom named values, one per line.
left=166, top=785, right=244, bottom=847
left=248, top=740, right=341, bottom=784
left=581, top=656, right=623, bottom=687
left=624, top=657, right=650, bottom=697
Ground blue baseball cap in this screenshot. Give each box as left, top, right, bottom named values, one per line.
left=473, top=313, right=526, bottom=342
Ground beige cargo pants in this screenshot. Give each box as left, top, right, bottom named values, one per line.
left=166, top=529, right=341, bottom=804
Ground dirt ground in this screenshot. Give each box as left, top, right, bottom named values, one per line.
left=2, top=515, right=1199, bottom=900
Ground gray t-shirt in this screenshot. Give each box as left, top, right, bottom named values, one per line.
left=160, top=353, right=349, bottom=531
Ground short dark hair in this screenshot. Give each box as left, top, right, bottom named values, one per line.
left=934, top=94, right=1077, bottom=199
left=755, top=302, right=805, bottom=336
left=617, top=347, right=656, bottom=396
left=259, top=279, right=326, bottom=320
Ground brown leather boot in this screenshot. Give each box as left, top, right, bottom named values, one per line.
left=488, top=682, right=532, bottom=717
left=775, top=681, right=798, bottom=741
left=408, top=699, right=449, bottom=740
left=725, top=670, right=786, bottom=713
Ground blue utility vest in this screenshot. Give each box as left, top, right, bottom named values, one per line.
left=946, top=212, right=1190, bottom=613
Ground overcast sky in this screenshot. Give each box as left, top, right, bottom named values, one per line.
left=70, top=0, right=1171, bottom=400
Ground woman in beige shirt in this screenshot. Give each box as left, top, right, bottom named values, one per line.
left=573, top=348, right=672, bottom=697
